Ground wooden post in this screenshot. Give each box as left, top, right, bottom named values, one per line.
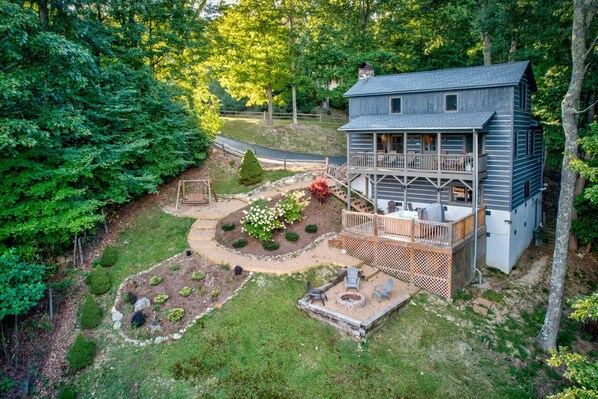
left=373, top=214, right=378, bottom=236
left=77, top=237, right=83, bottom=265
left=325, top=156, right=329, bottom=171
left=101, top=209, right=108, bottom=234
left=284, top=157, right=286, bottom=170
left=410, top=218, right=415, bottom=242
left=73, top=236, right=78, bottom=266
left=175, top=181, right=182, bottom=209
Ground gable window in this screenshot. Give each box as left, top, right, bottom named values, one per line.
left=519, top=83, right=528, bottom=110
left=450, top=185, right=473, bottom=205
left=390, top=97, right=402, bottom=114
left=445, top=94, right=458, bottom=112
left=524, top=180, right=530, bottom=199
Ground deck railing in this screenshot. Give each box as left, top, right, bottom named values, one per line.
left=349, top=152, right=488, bottom=174
left=342, top=207, right=486, bottom=247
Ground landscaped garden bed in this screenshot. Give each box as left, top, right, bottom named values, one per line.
left=215, top=191, right=344, bottom=257
left=114, top=253, right=248, bottom=340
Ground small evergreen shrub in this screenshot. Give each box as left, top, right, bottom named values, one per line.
left=179, top=286, right=193, bottom=297
left=285, top=232, right=299, bottom=242
left=149, top=276, right=162, bottom=286
left=168, top=308, right=185, bottom=322
left=66, top=333, right=96, bottom=371
left=124, top=292, right=137, bottom=305
left=210, top=290, right=220, bottom=299
left=238, top=149, right=263, bottom=185
left=57, top=386, right=76, bottom=399
left=154, top=294, right=169, bottom=304
left=220, top=263, right=230, bottom=270
left=90, top=267, right=111, bottom=295
left=191, top=271, right=206, bottom=281
left=99, top=246, right=118, bottom=267
left=232, top=239, right=247, bottom=248
left=80, top=294, right=102, bottom=330
left=262, top=240, right=280, bottom=251
left=84, top=272, right=92, bottom=286
left=171, top=263, right=181, bottom=271
left=305, top=224, right=318, bottom=233
left=222, top=223, right=236, bottom=231
left=131, top=311, right=147, bottom=328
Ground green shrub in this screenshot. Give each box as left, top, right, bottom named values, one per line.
left=238, top=149, right=263, bottom=185
left=262, top=240, right=280, bottom=251
left=123, top=292, right=137, bottom=305
left=149, top=276, right=162, bottom=286
left=171, top=263, right=181, bottom=271
left=99, top=246, right=118, bottom=267
left=90, top=267, right=111, bottom=295
left=232, top=239, right=247, bottom=248
left=285, top=231, right=299, bottom=242
left=179, top=286, right=193, bottom=297
left=211, top=290, right=220, bottom=299
left=168, top=308, right=185, bottom=322
left=131, top=311, right=147, bottom=328
left=278, top=191, right=309, bottom=224
left=80, top=294, right=102, bottom=330
left=305, top=224, right=318, bottom=233
left=154, top=294, right=169, bottom=304
left=222, top=223, right=236, bottom=231
left=66, top=333, right=96, bottom=370
left=58, top=386, right=76, bottom=399
left=220, top=263, right=230, bottom=270
left=191, top=271, right=206, bottom=281
left=240, top=197, right=283, bottom=241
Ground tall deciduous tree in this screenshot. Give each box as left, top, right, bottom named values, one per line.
left=537, top=0, right=597, bottom=352
left=211, top=0, right=290, bottom=125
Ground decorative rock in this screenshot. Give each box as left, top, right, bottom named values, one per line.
left=154, top=336, right=164, bottom=344
left=149, top=316, right=162, bottom=335
left=172, top=333, right=182, bottom=340
left=458, top=341, right=472, bottom=355
left=134, top=297, right=151, bottom=312
left=139, top=342, right=146, bottom=347
left=113, top=321, right=122, bottom=330
left=111, top=311, right=123, bottom=322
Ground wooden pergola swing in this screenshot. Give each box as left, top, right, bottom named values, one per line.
left=175, top=179, right=216, bottom=209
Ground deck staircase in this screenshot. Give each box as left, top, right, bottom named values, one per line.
left=326, top=163, right=374, bottom=214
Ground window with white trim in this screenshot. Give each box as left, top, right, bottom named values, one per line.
left=445, top=94, right=458, bottom=112
left=389, top=97, right=402, bottom=114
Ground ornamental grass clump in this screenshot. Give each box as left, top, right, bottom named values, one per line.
left=277, top=191, right=309, bottom=224
left=238, top=149, right=263, bottom=185
left=240, top=197, right=284, bottom=241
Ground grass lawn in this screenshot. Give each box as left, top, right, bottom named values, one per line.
left=212, top=168, right=296, bottom=195
left=68, top=206, right=568, bottom=398
left=219, top=118, right=346, bottom=156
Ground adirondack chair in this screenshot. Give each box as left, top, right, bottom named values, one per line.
left=344, top=267, right=360, bottom=291
left=372, top=279, right=394, bottom=303
left=306, top=281, right=327, bottom=306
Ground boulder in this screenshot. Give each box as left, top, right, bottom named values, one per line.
left=113, top=321, right=121, bottom=330
left=134, top=297, right=151, bottom=312
left=111, top=311, right=123, bottom=322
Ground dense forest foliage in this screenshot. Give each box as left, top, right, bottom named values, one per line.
left=1, top=0, right=596, bottom=259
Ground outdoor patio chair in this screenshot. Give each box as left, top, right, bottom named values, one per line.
left=306, top=281, right=327, bottom=306
left=387, top=200, right=397, bottom=214
left=344, top=267, right=360, bottom=291
left=407, top=202, right=414, bottom=211
left=372, top=279, right=394, bottom=303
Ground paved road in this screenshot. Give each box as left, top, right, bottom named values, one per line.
left=215, top=135, right=346, bottom=164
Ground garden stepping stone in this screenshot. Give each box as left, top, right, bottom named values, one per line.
left=113, top=321, right=122, bottom=330
left=188, top=229, right=214, bottom=241
left=473, top=304, right=489, bottom=316
left=134, top=297, right=151, bottom=312
left=474, top=297, right=494, bottom=309
left=111, top=310, right=123, bottom=322
left=191, top=219, right=218, bottom=230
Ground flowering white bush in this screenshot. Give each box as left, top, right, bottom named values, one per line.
left=240, top=197, right=284, bottom=241
left=276, top=191, right=310, bottom=224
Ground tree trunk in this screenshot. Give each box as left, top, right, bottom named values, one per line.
left=508, top=39, right=517, bottom=62
left=537, top=0, right=597, bottom=352
left=267, top=84, right=273, bottom=125
left=291, top=84, right=298, bottom=125
left=483, top=34, right=492, bottom=65
left=38, top=0, right=49, bottom=28
left=568, top=174, right=587, bottom=251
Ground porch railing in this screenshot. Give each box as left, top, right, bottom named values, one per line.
left=342, top=207, right=486, bottom=247
left=349, top=152, right=488, bottom=173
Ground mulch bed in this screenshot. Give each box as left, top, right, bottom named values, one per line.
left=215, top=194, right=344, bottom=257
left=116, top=253, right=246, bottom=338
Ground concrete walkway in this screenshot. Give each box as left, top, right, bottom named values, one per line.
left=185, top=182, right=363, bottom=274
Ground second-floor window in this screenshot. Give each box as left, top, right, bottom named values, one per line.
left=450, top=185, right=473, bottom=205
left=390, top=97, right=402, bottom=114
left=526, top=130, right=534, bottom=156
left=445, top=94, right=458, bottom=112
left=519, top=83, right=528, bottom=110
left=524, top=180, right=530, bottom=199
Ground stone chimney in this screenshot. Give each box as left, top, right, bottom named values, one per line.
left=358, top=63, right=374, bottom=80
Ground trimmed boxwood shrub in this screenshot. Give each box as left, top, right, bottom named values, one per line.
left=131, top=311, right=147, bottom=328
left=90, top=267, right=111, bottom=295
left=238, top=149, right=263, bottom=185
left=285, top=231, right=299, bottom=242
left=66, top=333, right=96, bottom=371
left=232, top=239, right=247, bottom=248
left=262, top=240, right=280, bottom=251
left=80, top=294, right=102, bottom=330
left=58, top=386, right=76, bottom=399
left=99, top=246, right=118, bottom=267
left=305, top=224, right=318, bottom=233
left=222, top=223, right=236, bottom=231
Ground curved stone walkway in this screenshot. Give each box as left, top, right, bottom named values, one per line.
left=185, top=182, right=363, bottom=274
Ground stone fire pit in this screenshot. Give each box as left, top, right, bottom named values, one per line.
left=336, top=292, right=366, bottom=310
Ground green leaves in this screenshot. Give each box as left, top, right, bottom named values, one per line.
left=0, top=249, right=46, bottom=320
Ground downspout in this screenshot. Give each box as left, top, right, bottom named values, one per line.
left=472, top=129, right=482, bottom=284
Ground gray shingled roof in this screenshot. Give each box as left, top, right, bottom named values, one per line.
left=345, top=61, right=534, bottom=97
left=339, top=112, right=495, bottom=131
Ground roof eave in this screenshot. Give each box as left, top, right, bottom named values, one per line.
left=344, top=82, right=521, bottom=98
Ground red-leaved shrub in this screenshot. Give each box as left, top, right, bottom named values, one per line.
left=309, top=177, right=332, bottom=203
